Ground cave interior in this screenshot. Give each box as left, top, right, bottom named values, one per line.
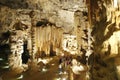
left=0, top=0, right=120, bottom=80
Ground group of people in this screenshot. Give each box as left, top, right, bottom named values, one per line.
left=59, top=55, right=72, bottom=72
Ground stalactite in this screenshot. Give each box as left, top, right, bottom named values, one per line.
left=35, top=24, right=63, bottom=58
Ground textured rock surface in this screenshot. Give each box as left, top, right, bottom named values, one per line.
left=89, top=0, right=120, bottom=80
left=0, top=0, right=87, bottom=72
left=1, top=0, right=120, bottom=80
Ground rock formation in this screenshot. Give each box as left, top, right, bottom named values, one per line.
left=1, top=0, right=120, bottom=80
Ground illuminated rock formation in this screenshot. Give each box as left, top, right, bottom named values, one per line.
left=34, top=23, right=63, bottom=57
left=9, top=31, right=24, bottom=72
left=62, top=34, right=77, bottom=54
left=2, top=0, right=120, bottom=80
left=0, top=0, right=89, bottom=72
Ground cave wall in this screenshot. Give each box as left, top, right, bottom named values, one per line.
left=1, top=0, right=120, bottom=79
left=0, top=0, right=87, bottom=56
left=0, top=0, right=88, bottom=71
left=90, top=0, right=120, bottom=56
left=90, top=0, right=120, bottom=79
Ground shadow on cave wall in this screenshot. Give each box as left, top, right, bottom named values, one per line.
left=90, top=0, right=120, bottom=79
left=89, top=55, right=119, bottom=80
left=22, top=42, right=30, bottom=64
left=91, top=0, right=107, bottom=46
left=0, top=31, right=10, bottom=60
left=92, top=17, right=119, bottom=70
left=0, top=44, right=10, bottom=61
left=91, top=0, right=119, bottom=52
left=92, top=21, right=117, bottom=46
left=0, top=0, right=42, bottom=9
left=91, top=0, right=120, bottom=49
left=0, top=0, right=28, bottom=9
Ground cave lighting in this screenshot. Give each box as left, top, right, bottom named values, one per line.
left=0, top=58, right=3, bottom=61
left=116, top=65, right=120, bottom=74
left=114, top=0, right=118, bottom=8
left=51, top=63, right=55, bottom=66
left=86, top=72, right=90, bottom=80
left=42, top=66, right=48, bottom=72
left=62, top=78, right=67, bottom=80
left=63, top=71, right=67, bottom=74
left=55, top=78, right=60, bottom=80
left=71, top=65, right=84, bottom=74
left=59, top=71, right=63, bottom=74
left=17, top=74, right=23, bottom=80
left=54, top=77, right=67, bottom=80
left=59, top=71, right=67, bottom=75
left=38, top=58, right=52, bottom=64
left=5, top=62, right=9, bottom=65
left=2, top=66, right=9, bottom=69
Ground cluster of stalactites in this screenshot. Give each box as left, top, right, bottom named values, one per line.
left=35, top=24, right=63, bottom=56
left=105, top=0, right=120, bottom=28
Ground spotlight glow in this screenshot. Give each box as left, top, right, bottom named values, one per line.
left=17, top=74, right=23, bottom=80
left=0, top=58, right=3, bottom=61
left=116, top=65, right=120, bottom=75
left=114, top=0, right=118, bottom=8
left=62, top=78, right=67, bottom=80
left=42, top=67, right=48, bottom=72
left=63, top=71, right=67, bottom=74
left=71, top=65, right=84, bottom=74
left=59, top=71, right=63, bottom=74
left=51, top=63, right=55, bottom=66
left=54, top=77, right=67, bottom=80
left=38, top=58, right=52, bottom=64
left=2, top=66, right=9, bottom=69
left=55, top=78, right=61, bottom=80
left=5, top=62, right=9, bottom=65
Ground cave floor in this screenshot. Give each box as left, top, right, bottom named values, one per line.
left=0, top=55, right=120, bottom=80
left=91, top=55, right=120, bottom=80
left=0, top=56, right=86, bottom=80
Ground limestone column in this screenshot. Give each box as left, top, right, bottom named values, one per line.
left=29, top=10, right=37, bottom=60
left=27, top=37, right=32, bottom=55
left=31, top=27, right=36, bottom=59
left=28, top=10, right=38, bottom=71
left=9, top=32, right=24, bottom=73
left=74, top=11, right=85, bottom=55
